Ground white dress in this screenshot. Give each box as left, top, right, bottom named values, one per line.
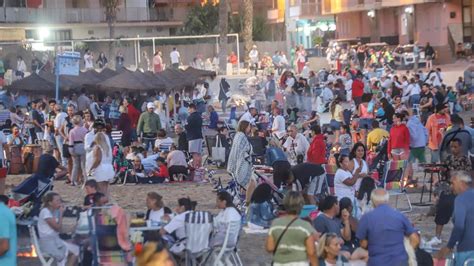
left=89, top=145, right=114, bottom=182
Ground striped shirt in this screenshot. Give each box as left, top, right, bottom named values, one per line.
left=269, top=216, right=315, bottom=264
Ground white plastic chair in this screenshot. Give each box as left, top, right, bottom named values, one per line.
left=212, top=221, right=243, bottom=266
left=28, top=224, right=54, bottom=266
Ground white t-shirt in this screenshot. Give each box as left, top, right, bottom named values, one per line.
left=334, top=169, right=355, bottom=201
left=167, top=150, right=188, bottom=167
left=38, top=208, right=58, bottom=238
left=54, top=112, right=67, bottom=130
left=149, top=208, right=165, bottom=222
left=283, top=133, right=310, bottom=165
left=163, top=210, right=191, bottom=240
left=170, top=50, right=180, bottom=64
left=155, top=137, right=174, bottom=149
left=0, top=132, right=6, bottom=160
left=272, top=115, right=286, bottom=139
left=239, top=111, right=255, bottom=124
left=215, top=207, right=241, bottom=225
left=84, top=54, right=94, bottom=69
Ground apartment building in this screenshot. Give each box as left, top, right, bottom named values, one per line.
left=0, top=0, right=196, bottom=42
left=322, top=0, right=471, bottom=62
left=286, top=0, right=334, bottom=48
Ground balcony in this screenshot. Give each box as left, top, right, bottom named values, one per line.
left=321, top=0, right=442, bottom=15
left=289, top=1, right=322, bottom=19
left=0, top=7, right=186, bottom=24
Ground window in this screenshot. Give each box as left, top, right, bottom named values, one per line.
left=463, top=7, right=471, bottom=23
left=88, top=30, right=94, bottom=35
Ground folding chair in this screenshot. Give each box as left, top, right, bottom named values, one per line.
left=324, top=164, right=338, bottom=195
left=184, top=211, right=214, bottom=266
left=28, top=223, right=54, bottom=266
left=381, top=160, right=412, bottom=213
left=209, top=221, right=243, bottom=266
left=88, top=206, right=128, bottom=266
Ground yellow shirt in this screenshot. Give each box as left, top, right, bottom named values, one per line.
left=367, top=128, right=389, bottom=151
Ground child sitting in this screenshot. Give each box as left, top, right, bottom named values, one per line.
left=154, top=129, right=174, bottom=152
left=83, top=179, right=99, bottom=209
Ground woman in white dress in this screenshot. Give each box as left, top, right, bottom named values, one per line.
left=87, top=132, right=114, bottom=196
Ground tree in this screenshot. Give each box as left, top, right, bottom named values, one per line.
left=101, top=0, right=120, bottom=68
left=252, top=15, right=270, bottom=41
left=181, top=2, right=219, bottom=36
left=218, top=0, right=229, bottom=75
left=241, top=0, right=253, bottom=61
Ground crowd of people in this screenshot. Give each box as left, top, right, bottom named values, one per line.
left=0, top=40, right=472, bottom=265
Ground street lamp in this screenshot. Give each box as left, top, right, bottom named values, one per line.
left=404, top=6, right=414, bottom=14
left=367, top=10, right=375, bottom=18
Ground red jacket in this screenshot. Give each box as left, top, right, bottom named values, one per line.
left=127, top=105, right=140, bottom=129
left=307, top=134, right=327, bottom=164
left=352, top=79, right=364, bottom=98
left=387, top=124, right=410, bottom=155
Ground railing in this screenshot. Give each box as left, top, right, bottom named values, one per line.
left=0, top=7, right=185, bottom=23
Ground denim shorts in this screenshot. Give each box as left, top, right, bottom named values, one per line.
left=359, top=118, right=373, bottom=130
left=330, top=119, right=341, bottom=130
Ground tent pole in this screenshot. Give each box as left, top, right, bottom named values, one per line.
left=152, top=38, right=156, bottom=57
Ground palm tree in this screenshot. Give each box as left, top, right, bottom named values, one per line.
left=242, top=0, right=253, bottom=62
left=102, top=0, right=120, bottom=67
left=218, top=0, right=229, bottom=75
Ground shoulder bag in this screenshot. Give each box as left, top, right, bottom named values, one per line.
left=271, top=217, right=298, bottom=266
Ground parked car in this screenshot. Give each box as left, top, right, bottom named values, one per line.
left=392, top=45, right=426, bottom=69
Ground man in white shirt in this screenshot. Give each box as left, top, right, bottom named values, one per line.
left=84, top=50, right=94, bottom=70
left=53, top=104, right=68, bottom=166
left=239, top=106, right=258, bottom=125
left=283, top=125, right=310, bottom=165
left=321, top=82, right=334, bottom=106
left=271, top=107, right=286, bottom=140
left=380, top=75, right=393, bottom=90
left=170, top=47, right=180, bottom=69
left=249, top=45, right=259, bottom=76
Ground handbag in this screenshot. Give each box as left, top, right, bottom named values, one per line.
left=271, top=217, right=298, bottom=265
left=212, top=135, right=226, bottom=163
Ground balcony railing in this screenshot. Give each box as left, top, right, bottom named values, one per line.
left=289, top=3, right=321, bottom=18
left=0, top=7, right=186, bottom=24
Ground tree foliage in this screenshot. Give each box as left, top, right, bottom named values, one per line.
left=181, top=3, right=219, bottom=35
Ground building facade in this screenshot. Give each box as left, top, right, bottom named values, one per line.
left=322, top=0, right=472, bottom=62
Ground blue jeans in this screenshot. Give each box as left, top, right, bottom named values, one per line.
left=455, top=250, right=474, bottom=266
left=143, top=138, right=156, bottom=152
left=409, top=94, right=420, bottom=107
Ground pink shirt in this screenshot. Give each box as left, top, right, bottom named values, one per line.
left=68, top=126, right=88, bottom=144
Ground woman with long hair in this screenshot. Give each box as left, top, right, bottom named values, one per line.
left=349, top=143, right=369, bottom=192
left=87, top=132, right=114, bottom=196
left=330, top=97, right=344, bottom=141
left=227, top=120, right=255, bottom=204
left=38, top=192, right=79, bottom=265
left=266, top=191, right=318, bottom=265
left=82, top=109, right=94, bottom=131
left=212, top=191, right=241, bottom=247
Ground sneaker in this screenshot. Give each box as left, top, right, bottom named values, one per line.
left=427, top=236, right=442, bottom=246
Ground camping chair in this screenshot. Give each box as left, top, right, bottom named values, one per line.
left=111, top=130, right=123, bottom=146
left=324, top=164, right=338, bottom=195
left=88, top=206, right=128, bottom=266
left=28, top=223, right=54, bottom=266
left=248, top=137, right=266, bottom=164
left=209, top=220, right=243, bottom=266
left=381, top=160, right=412, bottom=213
left=183, top=211, right=214, bottom=266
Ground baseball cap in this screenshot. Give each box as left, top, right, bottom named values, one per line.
left=147, top=102, right=155, bottom=109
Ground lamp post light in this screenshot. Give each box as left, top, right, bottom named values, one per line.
left=367, top=10, right=375, bottom=18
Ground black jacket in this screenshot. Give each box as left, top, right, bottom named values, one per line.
left=185, top=112, right=203, bottom=140
left=218, top=79, right=230, bottom=101
left=178, top=132, right=188, bottom=151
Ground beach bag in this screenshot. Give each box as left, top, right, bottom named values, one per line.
left=212, top=135, right=226, bottom=163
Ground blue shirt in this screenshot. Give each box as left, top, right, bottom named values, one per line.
left=448, top=188, right=474, bottom=251
left=356, top=204, right=415, bottom=266
left=407, top=116, right=428, bottom=148
left=0, top=203, right=17, bottom=266
left=208, top=111, right=219, bottom=129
